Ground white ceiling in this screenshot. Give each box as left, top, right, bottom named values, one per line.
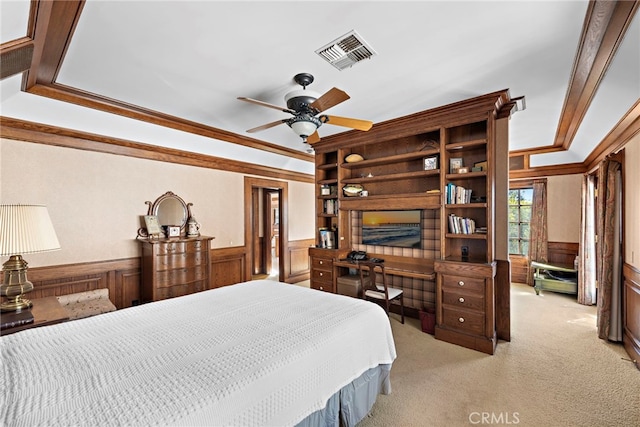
left=1, top=1, right=639, bottom=174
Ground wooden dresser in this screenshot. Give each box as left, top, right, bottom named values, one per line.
left=140, top=236, right=213, bottom=302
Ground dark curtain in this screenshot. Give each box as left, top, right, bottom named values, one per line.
left=527, top=179, right=548, bottom=285
left=596, top=159, right=623, bottom=341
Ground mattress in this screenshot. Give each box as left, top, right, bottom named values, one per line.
left=1, top=280, right=396, bottom=426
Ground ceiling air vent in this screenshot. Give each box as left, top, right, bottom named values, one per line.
left=315, top=30, right=377, bottom=71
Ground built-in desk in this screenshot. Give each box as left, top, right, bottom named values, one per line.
left=333, top=258, right=435, bottom=281
left=531, top=261, right=578, bottom=295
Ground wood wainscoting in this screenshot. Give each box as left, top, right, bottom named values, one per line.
left=623, top=263, right=640, bottom=370
left=14, top=241, right=312, bottom=310
left=24, top=258, right=141, bottom=310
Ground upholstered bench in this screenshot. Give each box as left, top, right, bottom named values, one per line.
left=56, top=289, right=116, bottom=320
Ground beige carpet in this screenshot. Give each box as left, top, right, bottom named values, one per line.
left=356, top=282, right=639, bottom=427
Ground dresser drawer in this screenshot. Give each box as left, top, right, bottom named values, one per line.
left=442, top=290, right=484, bottom=311
left=311, top=268, right=333, bottom=283
left=156, top=252, right=205, bottom=270
left=311, top=282, right=334, bottom=293
left=442, top=275, right=485, bottom=293
left=156, top=280, right=207, bottom=300
left=156, top=240, right=204, bottom=255
left=312, top=257, right=333, bottom=271
left=156, top=266, right=207, bottom=287
left=442, top=308, right=485, bottom=336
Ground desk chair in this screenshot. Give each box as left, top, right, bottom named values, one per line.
left=358, top=261, right=404, bottom=324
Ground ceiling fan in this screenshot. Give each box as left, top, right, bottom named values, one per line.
left=238, top=73, right=373, bottom=145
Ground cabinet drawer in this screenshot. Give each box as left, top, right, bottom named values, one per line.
left=442, top=290, right=484, bottom=311
left=156, top=280, right=207, bottom=300
left=156, top=266, right=207, bottom=287
left=156, top=252, right=205, bottom=270
left=311, top=282, right=333, bottom=293
left=156, top=240, right=203, bottom=255
left=311, top=268, right=333, bottom=283
left=442, top=308, right=485, bottom=336
left=442, top=275, right=485, bottom=293
left=312, top=257, right=333, bottom=271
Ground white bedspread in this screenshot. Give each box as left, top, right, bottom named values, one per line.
left=1, top=280, right=396, bottom=426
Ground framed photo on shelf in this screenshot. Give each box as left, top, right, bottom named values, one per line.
left=474, top=160, right=488, bottom=171
left=457, top=167, right=470, bottom=174
left=144, top=215, right=162, bottom=237
left=449, top=157, right=463, bottom=173
left=423, top=155, right=439, bottom=170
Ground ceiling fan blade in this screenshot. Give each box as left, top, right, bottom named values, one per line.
left=246, top=119, right=287, bottom=133
left=310, top=87, right=350, bottom=112
left=238, top=97, right=295, bottom=114
left=307, top=130, right=321, bottom=144
left=322, top=115, right=373, bottom=131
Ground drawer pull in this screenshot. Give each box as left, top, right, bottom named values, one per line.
left=458, top=280, right=465, bottom=286
left=319, top=272, right=323, bottom=276
left=458, top=297, right=465, bottom=303
left=458, top=317, right=465, bottom=323
left=319, top=260, right=324, bottom=265
left=319, top=286, right=324, bottom=291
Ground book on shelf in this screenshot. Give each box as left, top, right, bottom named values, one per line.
left=448, top=214, right=477, bottom=234
left=323, top=199, right=338, bottom=215
left=1, top=310, right=34, bottom=330
left=445, top=183, right=472, bottom=204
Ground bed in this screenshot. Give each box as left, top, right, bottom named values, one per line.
left=0, top=280, right=396, bottom=426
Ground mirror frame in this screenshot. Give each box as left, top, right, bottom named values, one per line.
left=137, top=191, right=193, bottom=238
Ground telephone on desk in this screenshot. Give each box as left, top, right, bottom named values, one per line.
left=345, top=251, right=384, bottom=263
left=346, top=251, right=367, bottom=261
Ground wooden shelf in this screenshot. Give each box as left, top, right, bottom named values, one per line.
left=340, top=149, right=439, bottom=169
left=445, top=138, right=487, bottom=151
left=445, top=171, right=486, bottom=180
left=318, top=162, right=338, bottom=170
left=445, top=233, right=487, bottom=239
left=339, top=192, right=441, bottom=210
left=445, top=203, right=488, bottom=209
left=342, top=169, right=440, bottom=184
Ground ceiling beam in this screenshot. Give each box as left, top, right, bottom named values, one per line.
left=19, top=0, right=313, bottom=163
left=555, top=0, right=639, bottom=151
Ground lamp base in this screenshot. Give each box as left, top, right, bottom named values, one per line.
left=1, top=296, right=33, bottom=312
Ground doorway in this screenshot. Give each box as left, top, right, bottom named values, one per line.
left=244, top=177, right=287, bottom=283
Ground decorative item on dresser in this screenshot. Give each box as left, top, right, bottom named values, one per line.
left=137, top=192, right=214, bottom=302
left=0, top=205, right=61, bottom=312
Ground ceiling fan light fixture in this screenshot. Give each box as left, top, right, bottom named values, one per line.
left=287, top=115, right=322, bottom=141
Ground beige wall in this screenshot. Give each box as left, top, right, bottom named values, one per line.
left=547, top=174, right=581, bottom=243
left=0, top=139, right=315, bottom=268
left=625, top=133, right=639, bottom=270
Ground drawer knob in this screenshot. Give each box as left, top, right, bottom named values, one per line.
left=319, top=260, right=324, bottom=265
left=458, top=297, right=465, bottom=303
left=319, top=286, right=324, bottom=291
left=458, top=280, right=465, bottom=286
left=319, top=272, right=323, bottom=276
left=458, top=317, right=465, bottom=323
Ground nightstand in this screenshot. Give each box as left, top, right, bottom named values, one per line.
left=0, top=296, right=69, bottom=336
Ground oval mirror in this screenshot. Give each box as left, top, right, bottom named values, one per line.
left=150, top=191, right=189, bottom=229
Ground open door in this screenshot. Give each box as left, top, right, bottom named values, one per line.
left=245, top=177, right=287, bottom=283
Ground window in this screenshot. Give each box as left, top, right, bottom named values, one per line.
left=508, top=188, right=533, bottom=255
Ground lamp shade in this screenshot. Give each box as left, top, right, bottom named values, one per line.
left=0, top=205, right=60, bottom=256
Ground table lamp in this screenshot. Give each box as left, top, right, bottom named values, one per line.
left=0, top=205, right=60, bottom=312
